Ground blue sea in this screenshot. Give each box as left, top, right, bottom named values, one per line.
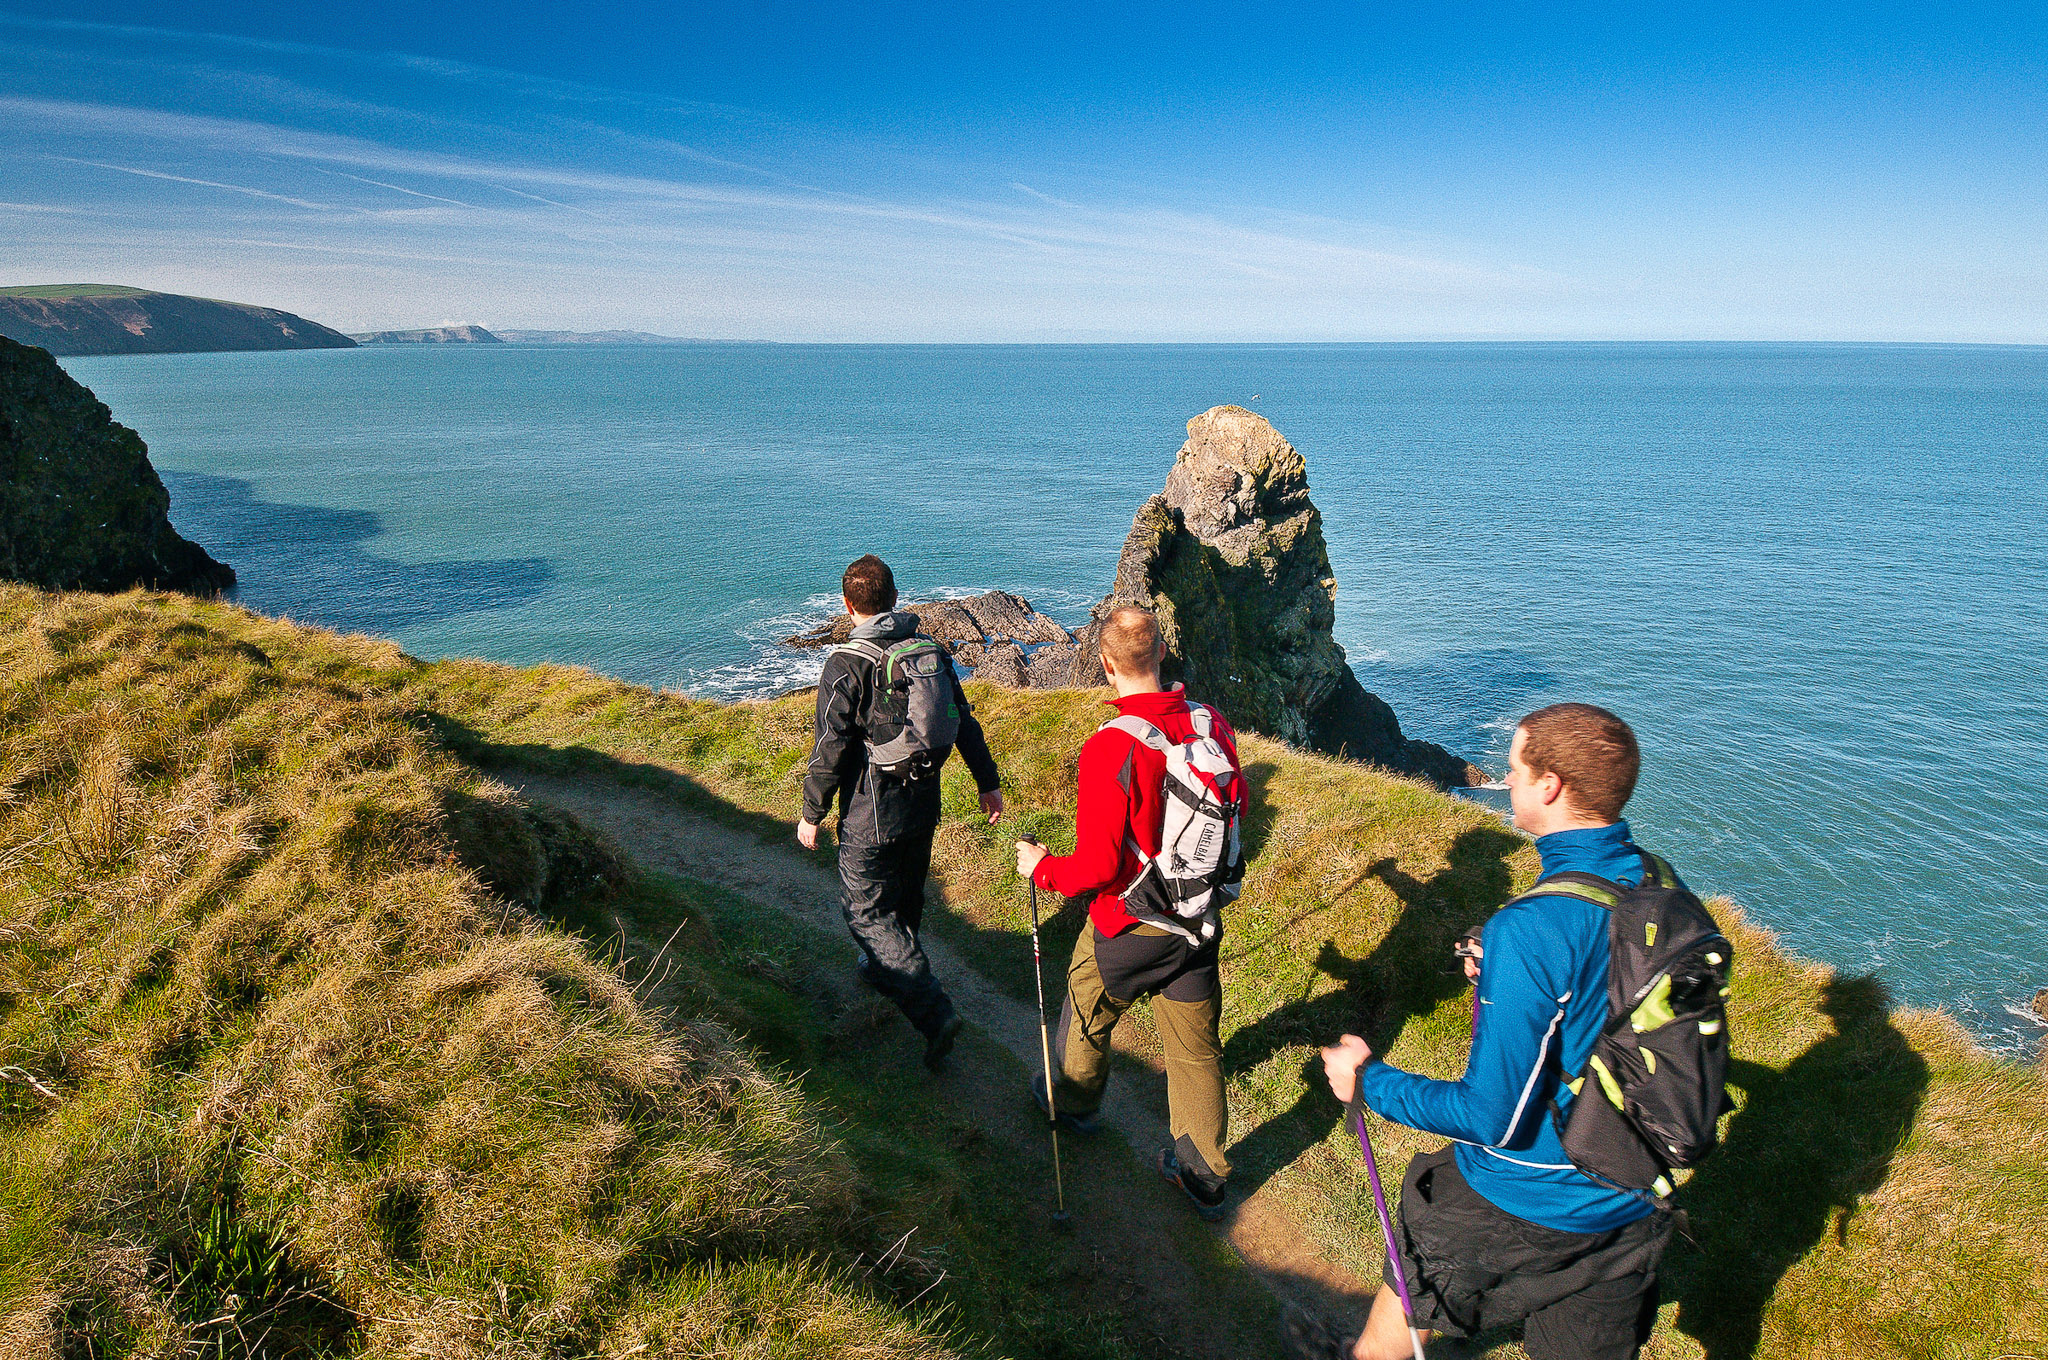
left=60, top=343, right=2048, bottom=1053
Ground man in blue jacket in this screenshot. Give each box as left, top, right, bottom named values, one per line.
left=1320, top=703, right=1676, bottom=1360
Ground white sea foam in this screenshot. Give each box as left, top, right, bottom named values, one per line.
left=2004, top=1001, right=2048, bottom=1029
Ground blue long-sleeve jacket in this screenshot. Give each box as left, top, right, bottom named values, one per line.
left=1357, top=819, right=1658, bottom=1233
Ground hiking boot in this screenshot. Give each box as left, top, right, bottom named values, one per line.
left=1157, top=1147, right=1228, bottom=1221
left=1030, top=1078, right=1101, bottom=1135
left=922, top=1013, right=964, bottom=1070
left=854, top=952, right=882, bottom=993
left=1280, top=1306, right=1361, bottom=1360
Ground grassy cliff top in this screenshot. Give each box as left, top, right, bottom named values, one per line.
left=3, top=586, right=2043, bottom=1359
left=0, top=284, right=159, bottom=299
left=0, top=589, right=992, bottom=1359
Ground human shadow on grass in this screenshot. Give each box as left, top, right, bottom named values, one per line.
left=1664, top=974, right=1927, bottom=1360
left=1222, top=825, right=1522, bottom=1196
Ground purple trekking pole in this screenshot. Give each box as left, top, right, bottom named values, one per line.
left=1348, top=1076, right=1427, bottom=1360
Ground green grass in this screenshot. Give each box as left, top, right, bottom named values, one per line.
left=618, top=870, right=1200, bottom=1360
left=0, top=588, right=980, bottom=1358
left=400, top=610, right=2048, bottom=1359
left=0, top=284, right=156, bottom=299
left=5, top=586, right=2045, bottom=1359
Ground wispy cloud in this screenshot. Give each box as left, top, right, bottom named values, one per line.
left=48, top=156, right=340, bottom=211
left=0, top=24, right=1567, bottom=338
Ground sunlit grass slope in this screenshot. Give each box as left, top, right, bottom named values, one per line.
left=6, top=587, right=2044, bottom=1358
left=0, top=587, right=1008, bottom=1359
left=411, top=625, right=2048, bottom=1359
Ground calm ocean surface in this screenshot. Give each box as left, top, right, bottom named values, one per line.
left=60, top=343, right=2048, bottom=1052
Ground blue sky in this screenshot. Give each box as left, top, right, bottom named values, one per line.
left=3, top=4, right=2043, bottom=340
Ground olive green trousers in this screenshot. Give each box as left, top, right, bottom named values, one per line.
left=1054, top=922, right=1231, bottom=1191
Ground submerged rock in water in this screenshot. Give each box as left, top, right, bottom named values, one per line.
left=0, top=335, right=233, bottom=593
left=1073, top=405, right=1484, bottom=789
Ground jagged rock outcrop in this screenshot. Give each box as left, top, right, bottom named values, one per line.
left=1070, top=406, right=1485, bottom=789
left=784, top=590, right=1074, bottom=687
left=0, top=336, right=234, bottom=593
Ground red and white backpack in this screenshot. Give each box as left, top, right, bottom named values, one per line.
left=1101, top=700, right=1245, bottom=943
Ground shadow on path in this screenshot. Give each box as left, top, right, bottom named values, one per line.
left=434, top=718, right=1389, bottom=1356
left=1224, top=825, right=1522, bottom=1195
left=162, top=470, right=553, bottom=631
left=1667, top=975, right=1928, bottom=1359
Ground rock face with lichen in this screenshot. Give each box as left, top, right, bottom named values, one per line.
left=1067, top=405, right=1484, bottom=789
left=0, top=335, right=233, bottom=594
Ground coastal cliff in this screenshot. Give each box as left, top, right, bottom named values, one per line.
left=351, top=325, right=503, bottom=344
left=1069, top=406, right=1484, bottom=787
left=0, top=285, right=355, bottom=356
left=0, top=336, right=233, bottom=593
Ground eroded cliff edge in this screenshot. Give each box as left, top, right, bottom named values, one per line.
left=0, top=336, right=234, bottom=594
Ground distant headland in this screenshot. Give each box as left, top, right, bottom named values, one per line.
left=355, top=326, right=742, bottom=344
left=351, top=324, right=505, bottom=344
left=0, top=284, right=356, bottom=356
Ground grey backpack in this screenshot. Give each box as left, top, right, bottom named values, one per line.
left=1101, top=702, right=1244, bottom=944
left=837, top=636, right=963, bottom=779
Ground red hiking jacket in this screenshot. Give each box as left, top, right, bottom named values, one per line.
left=1031, top=684, right=1245, bottom=937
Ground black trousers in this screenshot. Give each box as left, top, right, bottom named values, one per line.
left=836, top=768, right=953, bottom=1037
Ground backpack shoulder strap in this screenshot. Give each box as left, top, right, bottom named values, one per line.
left=1507, top=871, right=1626, bottom=911
left=1186, top=700, right=1213, bottom=738
left=834, top=638, right=888, bottom=667
left=1633, top=848, right=1676, bottom=889
left=1102, top=714, right=1171, bottom=752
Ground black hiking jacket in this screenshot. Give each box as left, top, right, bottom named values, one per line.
left=801, top=610, right=1000, bottom=826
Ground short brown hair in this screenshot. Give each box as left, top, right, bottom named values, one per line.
left=1516, top=703, right=1640, bottom=821
left=841, top=555, right=897, bottom=615
left=1099, top=606, right=1164, bottom=675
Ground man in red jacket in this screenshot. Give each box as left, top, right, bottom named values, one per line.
left=1014, top=606, right=1243, bottom=1219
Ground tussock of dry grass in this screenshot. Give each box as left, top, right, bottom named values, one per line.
left=0, top=588, right=958, bottom=1360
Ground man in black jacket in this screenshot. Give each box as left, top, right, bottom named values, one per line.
left=797, top=555, right=1004, bottom=1068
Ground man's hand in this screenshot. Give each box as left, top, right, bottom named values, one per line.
left=1320, top=1034, right=1374, bottom=1104
left=1015, top=838, right=1049, bottom=878
left=980, top=789, right=1005, bottom=824
left=796, top=818, right=820, bottom=851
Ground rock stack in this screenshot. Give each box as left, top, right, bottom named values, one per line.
left=777, top=406, right=1484, bottom=789
left=0, top=336, right=233, bottom=594
left=1065, top=406, right=1483, bottom=788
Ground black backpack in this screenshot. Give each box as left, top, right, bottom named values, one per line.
left=835, top=636, right=962, bottom=779
left=1510, top=848, right=1734, bottom=1202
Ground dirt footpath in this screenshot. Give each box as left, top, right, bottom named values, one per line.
left=507, top=770, right=1382, bottom=1360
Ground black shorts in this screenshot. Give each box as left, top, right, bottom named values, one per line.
left=1092, top=923, right=1219, bottom=1004
left=1386, top=1147, right=1672, bottom=1360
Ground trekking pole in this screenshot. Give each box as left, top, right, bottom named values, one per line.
left=1348, top=1075, right=1426, bottom=1360
left=1020, top=835, right=1070, bottom=1226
